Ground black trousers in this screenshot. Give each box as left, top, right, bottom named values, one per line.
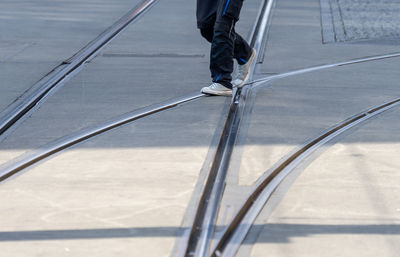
left=197, top=0, right=252, bottom=88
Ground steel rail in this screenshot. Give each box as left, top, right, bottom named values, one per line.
left=210, top=97, right=400, bottom=257
left=247, top=0, right=275, bottom=65
left=0, top=0, right=159, bottom=137
left=0, top=42, right=396, bottom=184
left=207, top=22, right=400, bottom=257
left=181, top=0, right=276, bottom=256
left=249, top=51, right=400, bottom=88
left=0, top=92, right=203, bottom=183
left=182, top=96, right=246, bottom=257
left=1, top=1, right=398, bottom=253
left=234, top=0, right=275, bottom=93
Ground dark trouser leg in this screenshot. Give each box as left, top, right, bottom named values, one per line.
left=200, top=26, right=252, bottom=64
left=233, top=34, right=252, bottom=65
left=209, top=0, right=252, bottom=88
left=210, top=16, right=236, bottom=88
left=200, top=26, right=214, bottom=43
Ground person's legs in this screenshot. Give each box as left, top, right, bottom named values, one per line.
left=200, top=26, right=214, bottom=43
left=233, top=33, right=253, bottom=65
left=209, top=15, right=236, bottom=87
left=200, top=24, right=251, bottom=63
left=197, top=0, right=217, bottom=29
left=200, top=23, right=234, bottom=96
left=199, top=0, right=254, bottom=95
left=210, top=0, right=252, bottom=88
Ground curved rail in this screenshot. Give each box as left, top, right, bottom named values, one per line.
left=0, top=92, right=203, bottom=183
left=2, top=32, right=397, bottom=186
left=1, top=48, right=398, bottom=186
left=210, top=97, right=400, bottom=257
left=250, top=51, right=400, bottom=88
left=0, top=0, right=159, bottom=138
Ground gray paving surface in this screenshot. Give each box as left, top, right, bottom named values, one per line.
left=247, top=107, right=400, bottom=257
left=0, top=0, right=141, bottom=113
left=1, top=0, right=400, bottom=256
left=0, top=0, right=211, bottom=163
left=226, top=0, right=400, bottom=256
left=238, top=57, right=400, bottom=187
left=0, top=0, right=263, bottom=165
left=259, top=0, right=400, bottom=74
left=0, top=98, right=226, bottom=257
left=219, top=58, right=400, bottom=256
left=0, top=0, right=262, bottom=256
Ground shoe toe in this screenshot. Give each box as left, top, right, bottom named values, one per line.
left=201, top=86, right=213, bottom=94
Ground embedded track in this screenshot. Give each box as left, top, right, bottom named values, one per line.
left=2, top=51, right=399, bottom=184
left=0, top=92, right=203, bottom=183
left=0, top=1, right=400, bottom=256
left=179, top=0, right=276, bottom=256
left=176, top=1, right=400, bottom=257
left=210, top=97, right=400, bottom=257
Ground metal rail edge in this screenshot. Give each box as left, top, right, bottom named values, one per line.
left=251, top=51, right=400, bottom=87
left=0, top=92, right=203, bottom=183
left=181, top=0, right=276, bottom=256
left=210, top=97, right=400, bottom=257
left=0, top=0, right=159, bottom=137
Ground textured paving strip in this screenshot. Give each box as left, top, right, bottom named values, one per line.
left=260, top=0, right=400, bottom=74
left=321, top=0, right=400, bottom=42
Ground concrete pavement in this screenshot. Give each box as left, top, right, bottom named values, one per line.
left=1, top=0, right=400, bottom=256
left=0, top=0, right=141, bottom=113
left=258, top=0, right=400, bottom=74
left=222, top=0, right=400, bottom=256
left=0, top=0, right=262, bottom=256
left=246, top=106, right=400, bottom=257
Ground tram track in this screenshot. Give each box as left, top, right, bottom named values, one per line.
left=0, top=0, right=398, bottom=208
left=0, top=1, right=400, bottom=255
left=179, top=0, right=276, bottom=256
left=0, top=92, right=203, bottom=183
left=0, top=0, right=159, bottom=139
left=0, top=44, right=399, bottom=185
left=250, top=51, right=400, bottom=88
left=178, top=1, right=400, bottom=257
left=1, top=48, right=398, bottom=183
left=209, top=96, right=400, bottom=257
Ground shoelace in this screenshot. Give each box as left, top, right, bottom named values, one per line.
left=210, top=83, right=219, bottom=89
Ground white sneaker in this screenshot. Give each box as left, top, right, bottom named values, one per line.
left=201, top=83, right=232, bottom=96
left=232, top=48, right=257, bottom=88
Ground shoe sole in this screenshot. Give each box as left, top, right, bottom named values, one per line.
left=201, top=88, right=232, bottom=96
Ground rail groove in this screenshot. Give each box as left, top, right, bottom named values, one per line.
left=210, top=97, right=400, bottom=257
left=250, top=51, right=400, bottom=87
left=0, top=2, right=399, bottom=255
left=180, top=0, right=276, bottom=256
left=2, top=48, right=395, bottom=186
